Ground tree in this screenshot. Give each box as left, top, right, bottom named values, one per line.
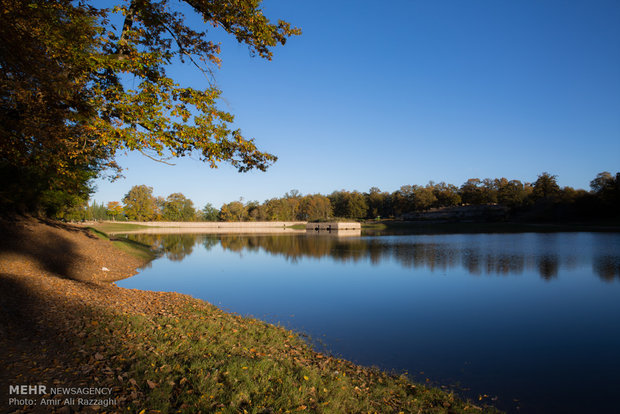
left=590, top=172, right=615, bottom=193
left=0, top=0, right=115, bottom=215
left=411, top=185, right=437, bottom=211
left=480, top=178, right=498, bottom=204
left=219, top=201, right=247, bottom=221
left=200, top=203, right=219, bottom=221
left=106, top=201, right=124, bottom=220
left=432, top=182, right=461, bottom=208
left=391, top=188, right=410, bottom=217
left=532, top=172, right=560, bottom=200
left=459, top=179, right=482, bottom=205
left=246, top=200, right=266, bottom=221
left=459, top=178, right=497, bottom=205
left=122, top=185, right=157, bottom=221
left=298, top=194, right=332, bottom=221
left=589, top=171, right=620, bottom=214
left=263, top=193, right=300, bottom=221
left=329, top=190, right=368, bottom=219
left=365, top=187, right=390, bottom=219
left=162, top=193, right=196, bottom=221
left=496, top=179, right=527, bottom=207
left=0, top=0, right=300, bottom=214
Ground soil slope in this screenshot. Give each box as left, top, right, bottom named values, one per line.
left=0, top=217, right=195, bottom=413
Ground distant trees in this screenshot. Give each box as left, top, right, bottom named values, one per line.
left=590, top=172, right=615, bottom=193
left=95, top=171, right=618, bottom=222
left=246, top=201, right=265, bottom=221
left=106, top=202, right=123, bottom=221
left=122, top=185, right=157, bottom=221
left=589, top=172, right=620, bottom=216
left=219, top=201, right=248, bottom=222
left=299, top=194, right=332, bottom=221
left=263, top=192, right=300, bottom=221
left=432, top=182, right=461, bottom=208
left=329, top=190, right=368, bottom=219
left=532, top=172, right=561, bottom=200
left=366, top=187, right=388, bottom=219
left=162, top=193, right=196, bottom=222
left=200, top=203, right=220, bottom=221
left=496, top=179, right=530, bottom=207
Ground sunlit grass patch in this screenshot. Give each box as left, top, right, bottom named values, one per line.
left=89, top=302, right=501, bottom=413
left=87, top=227, right=156, bottom=262
left=90, top=222, right=152, bottom=233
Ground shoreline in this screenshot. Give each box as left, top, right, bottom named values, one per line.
left=0, top=217, right=500, bottom=413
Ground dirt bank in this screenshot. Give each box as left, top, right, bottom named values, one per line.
left=0, top=217, right=199, bottom=413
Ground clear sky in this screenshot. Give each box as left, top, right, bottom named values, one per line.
left=92, top=0, right=620, bottom=209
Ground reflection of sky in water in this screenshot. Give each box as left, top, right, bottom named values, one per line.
left=119, top=232, right=620, bottom=414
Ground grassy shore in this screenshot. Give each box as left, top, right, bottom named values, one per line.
left=88, top=225, right=157, bottom=262
left=0, top=217, right=501, bottom=413
left=88, top=299, right=501, bottom=413
left=89, top=221, right=152, bottom=233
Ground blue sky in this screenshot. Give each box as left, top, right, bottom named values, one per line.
left=92, top=0, right=620, bottom=209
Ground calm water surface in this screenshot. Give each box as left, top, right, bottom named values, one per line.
left=117, top=231, right=620, bottom=413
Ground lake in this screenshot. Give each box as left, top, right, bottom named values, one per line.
left=116, top=230, right=620, bottom=413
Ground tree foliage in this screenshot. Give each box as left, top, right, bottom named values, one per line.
left=200, top=202, right=219, bottom=221
left=122, top=184, right=157, bottom=220
left=219, top=200, right=247, bottom=221
left=532, top=172, right=561, bottom=200
left=0, top=0, right=300, bottom=214
left=329, top=190, right=367, bottom=219
left=298, top=194, right=332, bottom=221
left=111, top=171, right=619, bottom=223
left=162, top=193, right=196, bottom=221
left=106, top=201, right=124, bottom=220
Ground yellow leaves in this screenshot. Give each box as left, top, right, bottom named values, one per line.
left=303, top=375, right=309, bottom=381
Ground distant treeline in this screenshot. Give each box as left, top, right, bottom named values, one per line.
left=64, top=171, right=619, bottom=223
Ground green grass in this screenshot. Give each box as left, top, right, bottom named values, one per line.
left=90, top=222, right=152, bottom=233
left=286, top=224, right=307, bottom=230
left=87, top=303, right=501, bottom=413
left=87, top=226, right=157, bottom=262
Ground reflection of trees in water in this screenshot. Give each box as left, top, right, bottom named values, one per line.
left=128, top=233, right=198, bottom=261
left=537, top=255, right=559, bottom=280
left=593, top=256, right=620, bottom=282
left=462, top=250, right=526, bottom=276
left=218, top=235, right=369, bottom=264
left=128, top=233, right=619, bottom=281
left=214, top=235, right=582, bottom=280
left=202, top=235, right=219, bottom=251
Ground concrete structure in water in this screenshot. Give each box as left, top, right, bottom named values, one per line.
left=115, top=221, right=305, bottom=228
left=97, top=220, right=362, bottom=235
left=305, top=222, right=361, bottom=231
